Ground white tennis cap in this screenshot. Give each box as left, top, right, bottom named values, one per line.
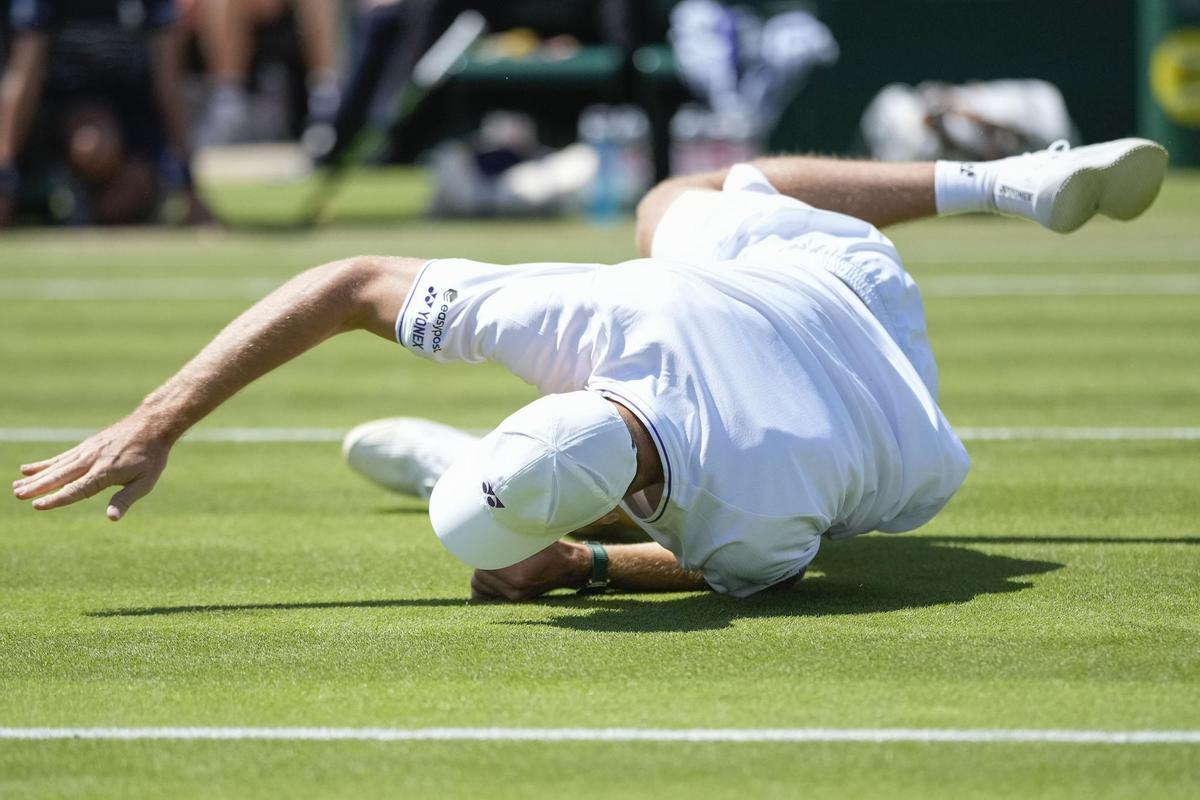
left=429, top=391, right=637, bottom=569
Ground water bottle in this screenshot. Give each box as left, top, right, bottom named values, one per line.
left=669, top=105, right=706, bottom=176
left=611, top=105, right=653, bottom=209
left=578, top=105, right=620, bottom=224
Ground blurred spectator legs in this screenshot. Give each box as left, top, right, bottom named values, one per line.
left=297, top=0, right=343, bottom=130
left=0, top=33, right=49, bottom=226
left=194, top=0, right=341, bottom=147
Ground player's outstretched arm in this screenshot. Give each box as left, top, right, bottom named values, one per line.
left=12, top=255, right=423, bottom=520
left=470, top=541, right=709, bottom=602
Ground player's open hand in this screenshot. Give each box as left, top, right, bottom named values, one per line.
left=11, top=416, right=172, bottom=521
left=470, top=540, right=590, bottom=602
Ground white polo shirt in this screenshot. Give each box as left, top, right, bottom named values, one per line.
left=394, top=168, right=969, bottom=596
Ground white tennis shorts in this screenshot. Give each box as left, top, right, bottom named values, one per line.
left=651, top=163, right=940, bottom=398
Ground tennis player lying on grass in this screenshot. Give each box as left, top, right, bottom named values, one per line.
left=13, top=139, right=1168, bottom=600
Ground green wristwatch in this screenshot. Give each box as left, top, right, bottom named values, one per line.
left=578, top=541, right=610, bottom=594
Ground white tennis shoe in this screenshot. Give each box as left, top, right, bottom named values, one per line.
left=342, top=418, right=480, bottom=499
left=988, top=138, right=1169, bottom=233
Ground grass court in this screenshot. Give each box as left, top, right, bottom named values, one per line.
left=1, top=171, right=1198, bottom=798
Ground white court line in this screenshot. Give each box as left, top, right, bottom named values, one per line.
left=2, top=427, right=1200, bottom=444
left=918, top=274, right=1200, bottom=296
left=3, top=274, right=1200, bottom=301
left=956, top=427, right=1200, bottom=441
left=0, top=727, right=1197, bottom=744
left=0, top=278, right=283, bottom=300
left=907, top=249, right=1199, bottom=265
left=0, top=428, right=347, bottom=443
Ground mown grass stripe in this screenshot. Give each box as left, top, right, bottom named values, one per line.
left=1, top=727, right=1198, bottom=744
left=3, top=274, right=1200, bottom=301
left=918, top=274, right=1200, bottom=296
left=4, top=427, right=1200, bottom=444
left=956, top=427, right=1200, bottom=441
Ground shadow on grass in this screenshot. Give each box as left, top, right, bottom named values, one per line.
left=85, top=598, right=469, bottom=617
left=512, top=536, right=1064, bottom=632
left=87, top=536, right=1063, bottom=629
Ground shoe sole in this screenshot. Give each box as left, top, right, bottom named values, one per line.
left=341, top=417, right=467, bottom=460
left=342, top=418, right=480, bottom=497
left=1046, top=140, right=1169, bottom=234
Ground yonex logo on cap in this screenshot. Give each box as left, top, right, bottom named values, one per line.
left=482, top=482, right=505, bottom=509
left=423, top=286, right=437, bottom=307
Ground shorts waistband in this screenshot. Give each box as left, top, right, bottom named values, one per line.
left=821, top=257, right=902, bottom=339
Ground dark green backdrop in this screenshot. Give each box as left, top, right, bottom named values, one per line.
left=423, top=0, right=1143, bottom=169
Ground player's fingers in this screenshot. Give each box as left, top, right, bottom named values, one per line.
left=14, top=450, right=78, bottom=485
left=12, top=459, right=88, bottom=500
left=18, top=455, right=63, bottom=477
left=32, top=471, right=110, bottom=511
left=472, top=570, right=529, bottom=602
left=16, top=443, right=84, bottom=478
left=470, top=571, right=495, bottom=599
left=470, top=571, right=508, bottom=601
left=106, top=477, right=153, bottom=522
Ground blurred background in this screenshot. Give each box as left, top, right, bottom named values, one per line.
left=1, top=0, right=1197, bottom=230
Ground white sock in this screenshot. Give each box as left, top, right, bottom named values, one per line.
left=210, top=82, right=249, bottom=112
left=934, top=160, right=996, bottom=216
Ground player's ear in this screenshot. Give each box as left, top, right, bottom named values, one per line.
left=598, top=510, right=621, bottom=526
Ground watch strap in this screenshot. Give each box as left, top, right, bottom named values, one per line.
left=578, top=541, right=610, bottom=594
